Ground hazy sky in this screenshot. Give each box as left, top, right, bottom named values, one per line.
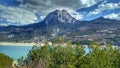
left=0, top=0, right=120, bottom=26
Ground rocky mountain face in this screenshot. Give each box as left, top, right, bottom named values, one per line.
left=0, top=10, right=120, bottom=44
left=44, top=10, right=79, bottom=25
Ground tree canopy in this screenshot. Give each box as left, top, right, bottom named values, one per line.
left=18, top=42, right=120, bottom=68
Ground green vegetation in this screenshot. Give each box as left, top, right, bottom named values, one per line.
left=0, top=53, right=13, bottom=68
left=18, top=42, right=120, bottom=68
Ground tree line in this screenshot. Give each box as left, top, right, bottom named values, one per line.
left=18, top=41, right=120, bottom=68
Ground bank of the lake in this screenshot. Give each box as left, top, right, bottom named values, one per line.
left=0, top=42, right=36, bottom=46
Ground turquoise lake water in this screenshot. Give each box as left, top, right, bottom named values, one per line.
left=0, top=45, right=89, bottom=61
left=0, top=45, right=32, bottom=61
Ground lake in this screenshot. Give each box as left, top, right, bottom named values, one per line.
left=0, top=45, right=90, bottom=61
left=0, top=45, right=32, bottom=61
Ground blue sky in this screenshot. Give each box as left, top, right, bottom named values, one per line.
left=0, top=0, right=120, bottom=26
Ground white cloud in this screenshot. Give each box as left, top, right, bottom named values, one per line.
left=104, top=13, right=120, bottom=20
left=0, top=23, right=8, bottom=26
left=52, top=0, right=97, bottom=8
left=88, top=2, right=120, bottom=16
left=0, top=4, right=37, bottom=26
left=79, top=0, right=97, bottom=7
left=0, top=0, right=101, bottom=25
left=66, top=8, right=83, bottom=20
left=20, top=0, right=99, bottom=19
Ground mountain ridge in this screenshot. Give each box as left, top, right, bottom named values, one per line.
left=0, top=10, right=120, bottom=45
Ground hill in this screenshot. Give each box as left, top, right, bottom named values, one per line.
left=0, top=53, right=13, bottom=68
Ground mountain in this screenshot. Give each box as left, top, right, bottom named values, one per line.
left=0, top=10, right=120, bottom=44
left=0, top=10, right=80, bottom=42
left=43, top=10, right=79, bottom=25
left=91, top=17, right=120, bottom=24
left=17, top=9, right=80, bottom=28
left=88, top=17, right=120, bottom=28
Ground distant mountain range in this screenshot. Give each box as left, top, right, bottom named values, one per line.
left=0, top=10, right=120, bottom=44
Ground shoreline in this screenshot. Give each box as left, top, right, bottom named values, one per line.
left=0, top=42, right=36, bottom=46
